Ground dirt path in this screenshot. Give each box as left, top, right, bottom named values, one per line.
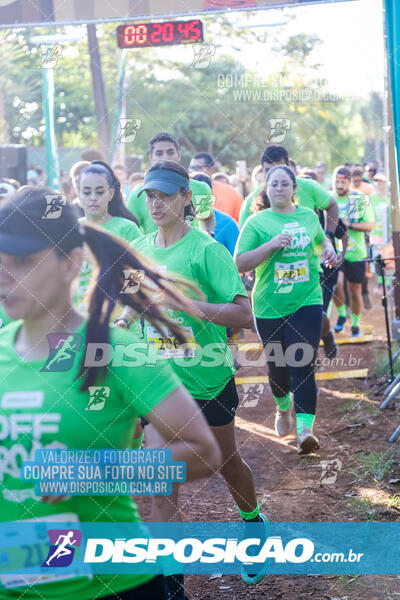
left=138, top=282, right=400, bottom=600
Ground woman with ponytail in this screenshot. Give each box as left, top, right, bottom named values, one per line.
left=0, top=186, right=221, bottom=600
left=75, top=161, right=141, bottom=314
left=117, top=161, right=268, bottom=596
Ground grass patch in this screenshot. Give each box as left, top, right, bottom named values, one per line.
left=365, top=404, right=380, bottom=417
left=337, top=400, right=360, bottom=413
left=388, top=494, right=400, bottom=510
left=336, top=574, right=362, bottom=586
left=300, top=456, right=313, bottom=465
left=350, top=497, right=380, bottom=521
left=348, top=449, right=397, bottom=483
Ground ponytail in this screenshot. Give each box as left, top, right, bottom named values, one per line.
left=77, top=223, right=199, bottom=391
left=251, top=189, right=270, bottom=214
left=82, top=161, right=139, bottom=226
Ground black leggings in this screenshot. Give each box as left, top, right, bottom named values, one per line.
left=256, top=305, right=322, bottom=415
left=100, top=575, right=166, bottom=599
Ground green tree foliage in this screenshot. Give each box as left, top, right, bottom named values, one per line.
left=0, top=16, right=382, bottom=171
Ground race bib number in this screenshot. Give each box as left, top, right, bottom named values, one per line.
left=147, top=325, right=196, bottom=358
left=0, top=513, right=92, bottom=588
left=274, top=260, right=309, bottom=284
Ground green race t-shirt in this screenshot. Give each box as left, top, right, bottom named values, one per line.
left=239, top=184, right=263, bottom=227
left=74, top=216, right=141, bottom=314
left=131, top=227, right=247, bottom=400
left=235, top=206, right=325, bottom=318
left=295, top=177, right=331, bottom=212
left=127, top=179, right=208, bottom=235
left=239, top=178, right=330, bottom=227
left=0, top=320, right=181, bottom=600
left=334, top=192, right=375, bottom=262
left=127, top=184, right=156, bottom=235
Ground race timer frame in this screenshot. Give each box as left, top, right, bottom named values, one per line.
left=117, top=19, right=204, bottom=49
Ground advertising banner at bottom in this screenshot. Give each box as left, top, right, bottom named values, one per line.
left=0, top=520, right=398, bottom=588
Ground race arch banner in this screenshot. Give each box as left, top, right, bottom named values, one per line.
left=0, top=0, right=353, bottom=28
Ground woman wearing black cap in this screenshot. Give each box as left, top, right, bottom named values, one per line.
left=117, top=161, right=268, bottom=594
left=0, top=186, right=221, bottom=600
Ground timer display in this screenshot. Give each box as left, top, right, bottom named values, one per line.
left=117, top=19, right=204, bottom=49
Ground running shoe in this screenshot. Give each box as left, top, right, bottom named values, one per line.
left=362, top=293, right=371, bottom=310
left=351, top=326, right=361, bottom=338
left=322, top=330, right=338, bottom=359
left=274, top=403, right=295, bottom=436
left=241, top=513, right=269, bottom=585
left=334, top=316, right=347, bottom=332
left=297, top=427, right=320, bottom=455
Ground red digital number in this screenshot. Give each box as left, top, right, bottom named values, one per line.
left=162, top=22, right=174, bottom=42
left=151, top=23, right=162, bottom=43
left=135, top=24, right=147, bottom=44
left=123, top=25, right=136, bottom=46
left=189, top=20, right=201, bottom=40
left=177, top=21, right=191, bottom=39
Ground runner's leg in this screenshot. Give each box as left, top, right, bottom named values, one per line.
left=348, top=281, right=362, bottom=335
left=145, top=425, right=184, bottom=599
left=333, top=270, right=347, bottom=331
left=210, top=420, right=257, bottom=513
left=145, top=423, right=182, bottom=522
left=284, top=305, right=322, bottom=453
left=256, top=316, right=293, bottom=436
left=320, top=264, right=339, bottom=358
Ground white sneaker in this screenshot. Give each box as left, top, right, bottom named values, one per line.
left=274, top=402, right=295, bottom=436
left=297, top=427, right=320, bottom=455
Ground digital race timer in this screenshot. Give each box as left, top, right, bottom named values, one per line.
left=117, top=20, right=204, bottom=49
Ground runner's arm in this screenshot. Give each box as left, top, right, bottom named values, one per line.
left=345, top=221, right=374, bottom=232
left=145, top=386, right=222, bottom=481
left=320, top=236, right=337, bottom=267
left=184, top=293, right=254, bottom=329
left=235, top=234, right=291, bottom=272
left=325, top=195, right=339, bottom=233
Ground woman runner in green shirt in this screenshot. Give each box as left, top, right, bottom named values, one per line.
left=117, top=161, right=268, bottom=592
left=235, top=166, right=336, bottom=454
left=74, top=161, right=141, bottom=315
left=0, top=186, right=221, bottom=600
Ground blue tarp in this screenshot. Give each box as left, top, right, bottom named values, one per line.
left=385, top=0, right=400, bottom=177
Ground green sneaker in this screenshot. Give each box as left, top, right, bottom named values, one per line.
left=240, top=513, right=269, bottom=585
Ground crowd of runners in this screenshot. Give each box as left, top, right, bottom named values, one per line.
left=0, top=134, right=390, bottom=599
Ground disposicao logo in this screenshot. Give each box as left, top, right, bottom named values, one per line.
left=42, top=529, right=82, bottom=567
left=41, top=334, right=82, bottom=372
left=83, top=536, right=314, bottom=565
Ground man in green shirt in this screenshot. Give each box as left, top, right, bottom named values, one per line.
left=332, top=166, right=375, bottom=337
left=239, top=145, right=338, bottom=233
left=127, top=132, right=212, bottom=235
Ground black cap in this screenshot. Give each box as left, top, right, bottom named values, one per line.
left=0, top=186, right=85, bottom=256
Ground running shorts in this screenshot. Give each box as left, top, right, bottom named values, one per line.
left=343, top=259, right=366, bottom=284
left=194, top=377, right=239, bottom=427
left=140, top=377, right=239, bottom=429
